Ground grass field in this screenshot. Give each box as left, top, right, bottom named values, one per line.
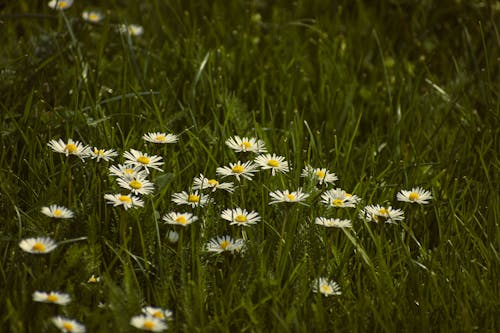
left=1, top=0, right=499, bottom=332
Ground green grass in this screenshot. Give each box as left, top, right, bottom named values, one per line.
left=1, top=0, right=499, bottom=332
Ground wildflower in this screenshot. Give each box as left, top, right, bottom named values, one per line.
left=143, top=132, right=178, bottom=144
left=192, top=174, right=235, bottom=193
left=301, top=165, right=338, bottom=186
left=48, top=0, right=73, bottom=10
left=104, top=193, right=144, bottom=210
left=225, top=136, right=267, bottom=153
left=33, top=291, right=71, bottom=305
left=41, top=205, right=74, bottom=219
left=130, top=315, right=167, bottom=332
left=312, top=277, right=342, bottom=296
left=117, top=176, right=155, bottom=196
left=51, top=316, right=86, bottom=333
left=254, top=153, right=289, bottom=175
left=221, top=208, right=261, bottom=227
left=123, top=149, right=163, bottom=174
left=47, top=138, right=91, bottom=160
left=109, top=164, right=148, bottom=180
left=171, top=191, right=210, bottom=208
left=268, top=188, right=309, bottom=204
left=397, top=187, right=432, bottom=204
left=119, top=24, right=144, bottom=36
left=216, top=160, right=259, bottom=181
left=206, top=235, right=245, bottom=253
left=82, top=10, right=104, bottom=23
left=87, top=275, right=101, bottom=283
left=162, top=212, right=198, bottom=227
left=314, top=217, right=352, bottom=228
left=89, top=147, right=118, bottom=162
left=19, top=237, right=57, bottom=254
left=359, top=204, right=405, bottom=224
left=167, top=230, right=179, bottom=243
left=320, top=188, right=360, bottom=208
left=142, top=307, right=173, bottom=321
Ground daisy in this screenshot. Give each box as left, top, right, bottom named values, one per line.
left=254, top=153, right=289, bottom=175
left=47, top=138, right=91, bottom=160
left=143, top=132, right=178, bottom=144
left=119, top=24, right=144, bottom=36
left=268, top=188, right=309, bottom=204
left=221, top=208, right=261, bottom=227
left=117, top=176, right=155, bottom=195
left=312, top=277, right=342, bottom=296
left=167, top=230, right=179, bottom=243
left=206, top=235, right=245, bottom=253
left=216, top=160, right=259, bottom=181
left=359, top=204, right=405, bottom=224
left=171, top=191, right=210, bottom=208
left=142, top=307, right=173, bottom=321
left=123, top=149, right=163, bottom=174
left=41, top=205, right=74, bottom=219
left=51, top=316, right=86, bottom=333
left=162, top=212, right=198, bottom=227
left=192, top=174, right=235, bottom=193
left=109, top=164, right=148, bottom=180
left=320, top=188, right=360, bottom=208
left=48, top=0, right=73, bottom=10
left=314, top=217, right=352, bottom=228
left=19, top=237, right=57, bottom=254
left=82, top=10, right=104, bottom=23
left=104, top=193, right=144, bottom=210
left=301, top=165, right=338, bottom=186
left=87, top=275, right=101, bottom=283
left=130, top=315, right=167, bottom=332
left=33, top=291, right=71, bottom=305
left=225, top=136, right=267, bottom=153
left=89, top=147, right=118, bottom=162
left=397, top=187, right=432, bottom=204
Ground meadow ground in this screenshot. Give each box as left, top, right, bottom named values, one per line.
left=0, top=0, right=499, bottom=332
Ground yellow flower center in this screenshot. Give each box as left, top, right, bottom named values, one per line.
left=62, top=322, right=74, bottom=331
left=143, top=321, right=155, bottom=329
left=332, top=199, right=344, bottom=207
left=129, top=180, right=142, bottom=189
left=235, top=214, right=247, bottom=223
left=124, top=168, right=135, bottom=175
left=316, top=170, right=325, bottom=178
left=232, top=165, right=244, bottom=173
left=267, top=159, right=280, bottom=167
left=65, top=143, right=77, bottom=153
left=345, top=193, right=352, bottom=197
left=119, top=195, right=132, bottom=203
left=241, top=141, right=252, bottom=149
left=207, top=179, right=219, bottom=186
left=47, top=294, right=59, bottom=302
left=287, top=194, right=296, bottom=201
left=94, top=148, right=105, bottom=156
left=53, top=209, right=62, bottom=217
left=379, top=208, right=389, bottom=216
left=155, top=135, right=166, bottom=142
left=88, top=276, right=98, bottom=283
left=409, top=192, right=420, bottom=201
left=320, top=284, right=333, bottom=294
left=175, top=216, right=187, bottom=224
left=153, top=311, right=164, bottom=319
left=188, top=194, right=200, bottom=203
left=88, top=13, right=99, bottom=21
left=220, top=240, right=231, bottom=249
left=32, top=242, right=45, bottom=252
left=137, top=156, right=150, bottom=165
left=57, top=1, right=69, bottom=9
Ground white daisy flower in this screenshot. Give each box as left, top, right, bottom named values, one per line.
left=123, top=149, right=163, bottom=174
left=109, top=164, right=148, bottom=180
left=89, top=147, right=118, bottom=162
left=47, top=138, right=91, bottom=160
left=268, top=188, right=309, bottom=204
left=162, top=212, right=198, bottom=227
left=117, top=176, right=155, bottom=195
left=104, top=193, right=144, bottom=210
left=48, top=0, right=73, bottom=10
left=87, top=275, right=101, bottom=283
left=82, top=10, right=104, bottom=23
left=314, top=217, right=352, bottom=228
left=51, top=316, right=86, bottom=333
left=320, top=188, right=360, bottom=208
left=301, top=165, right=338, bottom=185
left=171, top=191, right=210, bottom=208
left=41, top=205, right=74, bottom=219
left=254, top=153, right=289, bottom=175
left=221, top=208, right=261, bottom=227
left=206, top=235, right=245, bottom=253
left=119, top=24, right=144, bottom=36
left=225, top=136, right=267, bottom=153
left=216, top=160, right=259, bottom=181
left=397, top=187, right=432, bottom=204
left=143, top=132, right=178, bottom=144
left=33, top=291, right=71, bottom=305
left=142, top=307, right=173, bottom=321
left=192, top=174, right=235, bottom=193
left=312, top=277, right=342, bottom=296
left=359, top=204, right=405, bottom=224
left=19, top=237, right=57, bottom=254
left=130, top=315, right=167, bottom=332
